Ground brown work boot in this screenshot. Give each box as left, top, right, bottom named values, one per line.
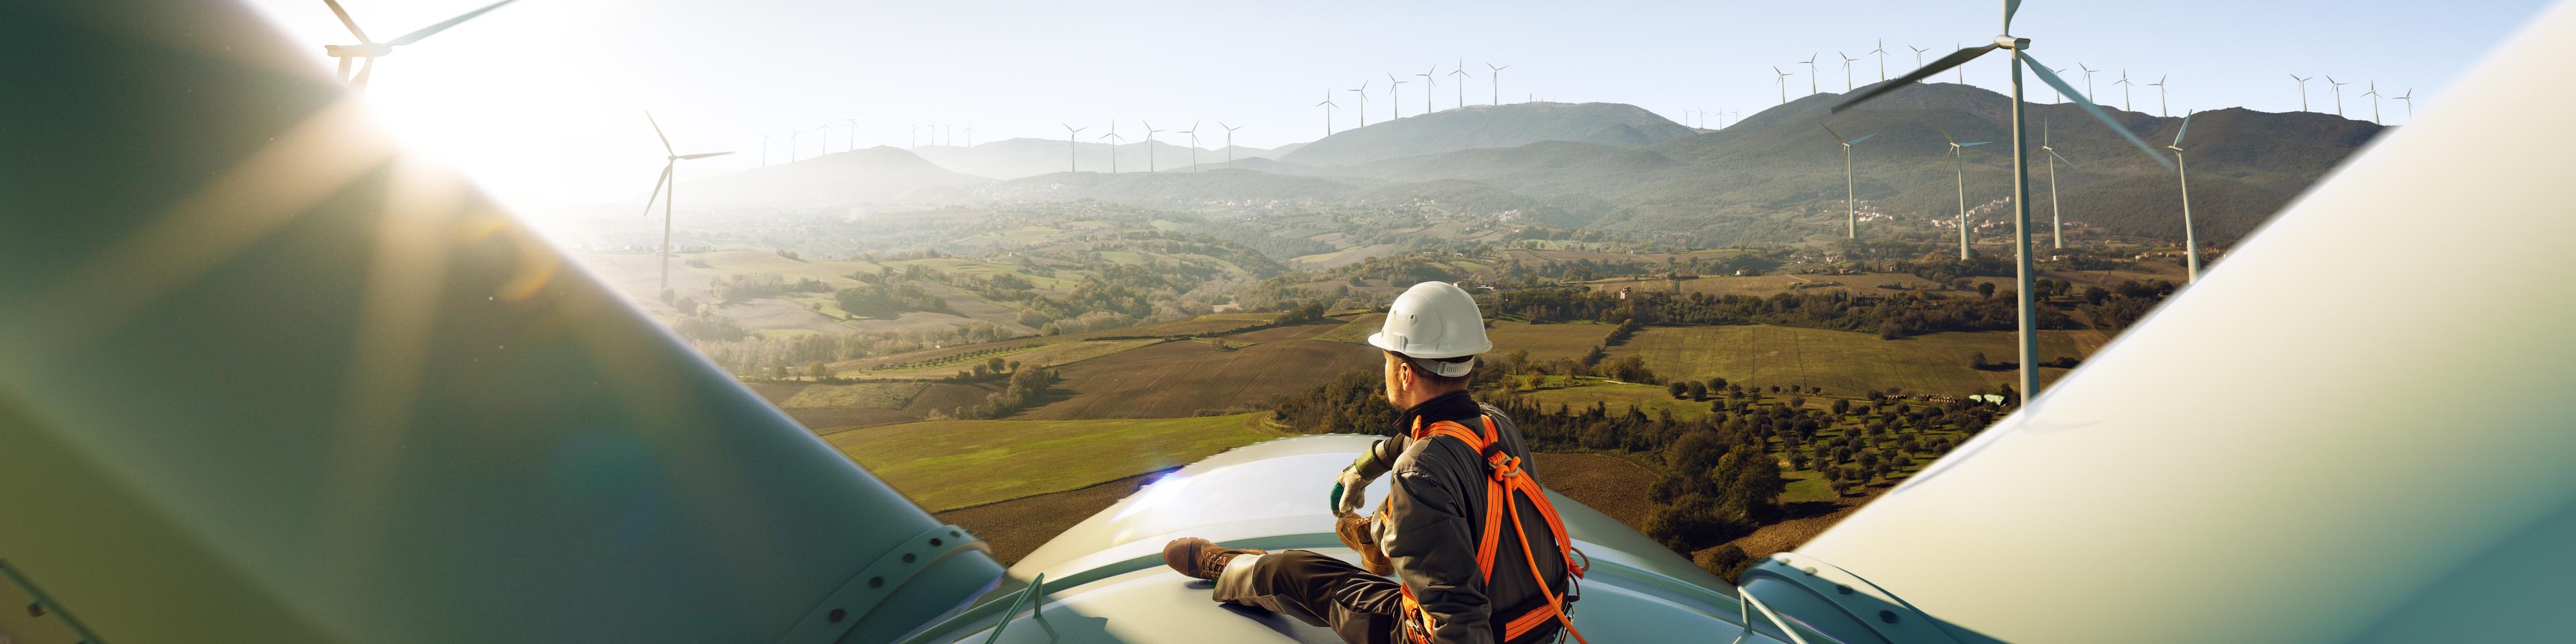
left=1163, top=537, right=1266, bottom=580
left=1335, top=513, right=1393, bottom=576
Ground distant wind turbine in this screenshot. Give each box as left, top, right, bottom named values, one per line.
left=1955, top=43, right=1966, bottom=84
left=1316, top=90, right=1338, bottom=136
left=1349, top=80, right=1371, bottom=127
left=814, top=123, right=833, bottom=154
left=1450, top=59, right=1471, bottom=109
left=2116, top=70, right=2134, bottom=111
left=1061, top=123, right=1086, bottom=172
left=759, top=132, right=774, bottom=166
left=2049, top=68, right=2068, bottom=103
left=1220, top=122, right=1244, bottom=169
left=1178, top=121, right=1200, bottom=172
left=1821, top=124, right=1876, bottom=239
left=1935, top=123, right=1991, bottom=260
left=2039, top=116, right=2076, bottom=249
left=2290, top=74, right=2313, bottom=112
left=1416, top=64, right=1438, bottom=114
left=1487, top=62, right=1509, bottom=105
left=1099, top=121, right=1122, bottom=173
left=1839, top=52, right=1858, bottom=91
left=964, top=124, right=975, bottom=147
left=2363, top=81, right=2383, bottom=124
left=2168, top=113, right=2202, bottom=282
left=1386, top=74, right=1407, bottom=120
left=1774, top=66, right=1793, bottom=104
left=2396, top=88, right=2414, bottom=122
left=843, top=119, right=857, bottom=150
left=1141, top=120, right=1163, bottom=172
left=1870, top=40, right=1889, bottom=80
left=2080, top=64, right=2098, bottom=101
left=793, top=126, right=808, bottom=160
left=317, top=0, right=519, bottom=91
left=639, top=111, right=732, bottom=292
left=1909, top=45, right=1931, bottom=74
left=2328, top=75, right=2349, bottom=117
left=1801, top=54, right=1819, bottom=95
left=2149, top=75, right=2169, bottom=117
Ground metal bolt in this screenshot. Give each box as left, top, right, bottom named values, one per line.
left=868, top=576, right=884, bottom=588
left=1878, top=610, right=1898, bottom=624
left=930, top=538, right=943, bottom=547
left=828, top=608, right=846, bottom=623
left=902, top=553, right=917, bottom=564
left=1835, top=584, right=1853, bottom=595
left=28, top=602, right=44, bottom=617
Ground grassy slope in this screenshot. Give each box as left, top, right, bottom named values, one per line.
left=1021, top=339, right=1381, bottom=419
left=827, top=413, right=1276, bottom=512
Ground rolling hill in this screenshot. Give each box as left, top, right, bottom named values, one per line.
left=912, top=138, right=1302, bottom=180
left=684, top=146, right=991, bottom=208
left=1281, top=101, right=1698, bottom=167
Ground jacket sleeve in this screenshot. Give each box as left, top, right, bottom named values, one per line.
left=1356, top=435, right=1407, bottom=479
left=1383, top=465, right=1493, bottom=644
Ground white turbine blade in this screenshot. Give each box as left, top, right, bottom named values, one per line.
left=1935, top=123, right=1957, bottom=144
left=2050, top=150, right=2078, bottom=167
left=645, top=111, right=674, bottom=155
left=2004, top=0, right=2024, bottom=30
left=350, top=56, right=374, bottom=89
left=1960, top=141, right=1992, bottom=147
left=678, top=152, right=733, bottom=160
left=1849, top=133, right=1876, bottom=145
left=1821, top=123, right=1847, bottom=144
left=335, top=55, right=351, bottom=80
left=321, top=0, right=370, bottom=42
left=1835, top=44, right=2000, bottom=112
left=2023, top=53, right=2175, bottom=170
left=2174, top=113, right=2194, bottom=147
left=390, top=0, right=519, bottom=46
left=641, top=164, right=672, bottom=217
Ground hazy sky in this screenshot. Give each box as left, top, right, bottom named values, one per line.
left=244, top=0, right=2553, bottom=207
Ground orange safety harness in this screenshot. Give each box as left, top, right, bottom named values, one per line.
left=1385, top=415, right=1591, bottom=644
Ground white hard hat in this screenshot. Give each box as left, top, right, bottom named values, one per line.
left=1366, top=281, right=1492, bottom=376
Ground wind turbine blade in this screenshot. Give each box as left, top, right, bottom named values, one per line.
left=1820, top=123, right=1846, bottom=144
left=2005, top=0, right=2024, bottom=30
left=645, top=111, right=674, bottom=155
left=2173, top=113, right=2193, bottom=146
left=390, top=0, right=519, bottom=46
left=642, top=164, right=672, bottom=217
left=1960, top=141, right=1992, bottom=147
left=2023, top=53, right=2175, bottom=170
left=350, top=57, right=374, bottom=89
left=678, top=152, right=734, bottom=160
left=2050, top=150, right=2077, bottom=167
left=1833, top=44, right=1998, bottom=113
left=322, top=0, right=370, bottom=41
left=335, top=55, right=351, bottom=80
left=1849, top=133, right=1876, bottom=145
left=1935, top=123, right=1957, bottom=144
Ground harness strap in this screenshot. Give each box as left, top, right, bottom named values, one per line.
left=1399, top=415, right=1591, bottom=644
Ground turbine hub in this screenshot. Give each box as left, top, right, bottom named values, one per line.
left=1995, top=36, right=2029, bottom=50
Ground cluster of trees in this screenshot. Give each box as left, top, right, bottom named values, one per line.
left=710, top=273, right=830, bottom=304
left=834, top=280, right=949, bottom=319
left=1490, top=286, right=2074, bottom=339
left=2076, top=280, right=2178, bottom=333
left=691, top=322, right=1020, bottom=378
left=957, top=362, right=1058, bottom=419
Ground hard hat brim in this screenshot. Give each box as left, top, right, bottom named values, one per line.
left=1364, top=331, right=1490, bottom=360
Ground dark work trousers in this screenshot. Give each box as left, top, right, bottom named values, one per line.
left=1214, top=549, right=1402, bottom=644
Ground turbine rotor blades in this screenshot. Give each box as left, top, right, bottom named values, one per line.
left=322, top=0, right=369, bottom=41
left=390, top=0, right=519, bottom=46
left=1934, top=123, right=1957, bottom=144
left=350, top=57, right=375, bottom=89
left=641, top=164, right=672, bottom=217
left=1821, top=123, right=1847, bottom=144
left=2004, top=0, right=2024, bottom=30
left=2021, top=52, right=2174, bottom=170
left=678, top=152, right=733, bottom=160
left=1848, top=133, right=1876, bottom=145
left=2049, top=150, right=2077, bottom=167
left=1834, top=44, right=2000, bottom=113
left=2174, top=113, right=2193, bottom=146
left=645, top=111, right=674, bottom=155
left=1960, top=141, right=1992, bottom=147
left=336, top=56, right=352, bottom=79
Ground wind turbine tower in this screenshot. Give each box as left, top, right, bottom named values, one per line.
left=1935, top=123, right=1991, bottom=260
left=1774, top=66, right=1793, bottom=104
left=1141, top=120, right=1163, bottom=172
left=1316, top=91, right=1338, bottom=136
left=2396, top=88, right=2414, bottom=123
left=317, top=0, right=519, bottom=92
left=1909, top=45, right=1931, bottom=72
left=1450, top=59, right=1470, bottom=109
left=2290, top=74, right=2313, bottom=112
left=1870, top=40, right=1889, bottom=80
left=843, top=119, right=857, bottom=150
left=1386, top=74, right=1407, bottom=119
left=1061, top=123, right=1086, bottom=172
left=814, top=122, right=833, bottom=155
left=1802, top=54, right=1819, bottom=95
left=2080, top=64, right=2097, bottom=101
left=2363, top=82, right=2383, bottom=124
left=2328, top=76, right=2349, bottom=116
left=1487, top=63, right=1509, bottom=105
left=1349, top=80, right=1371, bottom=127
left=1178, top=121, right=1200, bottom=172
left=1220, top=122, right=1244, bottom=169
left=2149, top=75, right=2169, bottom=117
left=1417, top=65, right=1438, bottom=114
left=2039, top=117, right=2076, bottom=249
left=1839, top=52, right=1858, bottom=91
left=759, top=132, right=773, bottom=166
left=2116, top=70, right=2133, bottom=111
left=639, top=111, right=733, bottom=292
left=792, top=127, right=806, bottom=160
left=1822, top=124, right=1876, bottom=239
left=2168, top=113, right=2202, bottom=283
left=1099, top=121, right=1123, bottom=172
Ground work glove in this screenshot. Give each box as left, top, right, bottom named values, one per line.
left=1336, top=512, right=1393, bottom=576
left=1331, top=466, right=1371, bottom=515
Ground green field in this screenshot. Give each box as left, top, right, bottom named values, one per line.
left=837, top=338, right=1163, bottom=378
left=1485, top=321, right=1615, bottom=362
left=1022, top=338, right=1382, bottom=419
left=1518, top=380, right=1716, bottom=421
left=828, top=413, right=1277, bottom=511
left=1610, top=324, right=2109, bottom=396
left=778, top=382, right=930, bottom=409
